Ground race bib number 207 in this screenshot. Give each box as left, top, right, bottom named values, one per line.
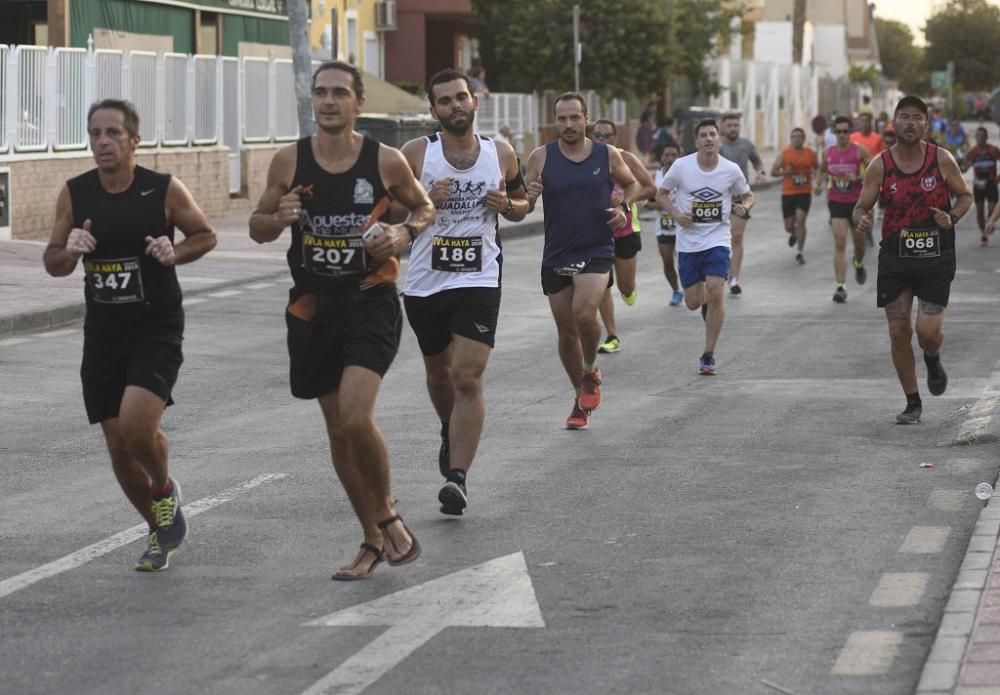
left=84, top=257, right=144, bottom=304
left=303, top=234, right=366, bottom=277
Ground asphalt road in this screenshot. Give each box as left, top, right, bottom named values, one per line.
left=1, top=183, right=998, bottom=695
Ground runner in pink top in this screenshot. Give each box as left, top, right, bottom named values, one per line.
left=816, top=116, right=871, bottom=302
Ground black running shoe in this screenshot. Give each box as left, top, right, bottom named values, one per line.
left=795, top=253, right=805, bottom=265
left=926, top=356, right=948, bottom=396
left=853, top=258, right=867, bottom=285
left=787, top=233, right=796, bottom=247
left=438, top=423, right=450, bottom=478
left=439, top=478, right=468, bottom=516
left=896, top=404, right=922, bottom=424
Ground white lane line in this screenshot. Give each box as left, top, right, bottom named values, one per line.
left=831, top=631, right=903, bottom=675
left=0, top=473, right=287, bottom=600
left=177, top=276, right=225, bottom=285
left=243, top=282, right=275, bottom=290
left=207, top=289, right=243, bottom=298
left=36, top=328, right=78, bottom=338
left=184, top=298, right=208, bottom=306
left=0, top=337, right=34, bottom=346
left=899, top=526, right=951, bottom=554
left=869, top=572, right=928, bottom=607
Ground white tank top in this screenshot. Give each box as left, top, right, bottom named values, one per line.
left=404, top=134, right=503, bottom=296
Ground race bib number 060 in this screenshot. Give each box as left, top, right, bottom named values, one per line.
left=691, top=200, right=722, bottom=223
left=84, top=257, right=144, bottom=304
left=303, top=234, right=366, bottom=277
left=431, top=235, right=482, bottom=273
left=899, top=228, right=941, bottom=258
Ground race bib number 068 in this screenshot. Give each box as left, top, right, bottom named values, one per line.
left=691, top=200, right=722, bottom=223
left=84, top=257, right=144, bottom=304
left=899, top=228, right=941, bottom=258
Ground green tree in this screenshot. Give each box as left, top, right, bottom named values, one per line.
left=473, top=0, right=742, bottom=101
left=848, top=64, right=881, bottom=90
left=874, top=17, right=926, bottom=94
left=923, top=0, right=1000, bottom=90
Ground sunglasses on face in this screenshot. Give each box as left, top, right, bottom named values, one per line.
left=593, top=131, right=614, bottom=140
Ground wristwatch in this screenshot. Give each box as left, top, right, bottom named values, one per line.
left=404, top=223, right=420, bottom=243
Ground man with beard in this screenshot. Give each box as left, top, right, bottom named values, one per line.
left=398, top=69, right=527, bottom=516
left=249, top=61, right=436, bottom=579
left=44, top=99, right=217, bottom=572
left=523, top=93, right=639, bottom=430
left=961, top=126, right=1000, bottom=246
left=855, top=96, right=972, bottom=424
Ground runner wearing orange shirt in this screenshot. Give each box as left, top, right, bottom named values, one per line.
left=770, top=128, right=818, bottom=259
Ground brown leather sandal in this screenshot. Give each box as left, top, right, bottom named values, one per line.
left=331, top=543, right=384, bottom=581
left=377, top=515, right=421, bottom=566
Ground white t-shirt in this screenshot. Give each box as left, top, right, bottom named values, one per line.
left=404, top=134, right=502, bottom=296
left=658, top=153, right=750, bottom=253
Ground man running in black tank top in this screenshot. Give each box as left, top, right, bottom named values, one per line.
left=250, top=62, right=435, bottom=580
left=44, top=99, right=217, bottom=572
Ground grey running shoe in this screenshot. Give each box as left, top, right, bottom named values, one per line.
left=896, top=404, right=922, bottom=424
left=152, top=479, right=187, bottom=555
left=438, top=422, right=450, bottom=478
left=926, top=357, right=948, bottom=396
left=853, top=258, right=867, bottom=285
left=135, top=532, right=169, bottom=572
left=795, top=253, right=805, bottom=265
left=833, top=285, right=847, bottom=303
left=439, top=479, right=468, bottom=516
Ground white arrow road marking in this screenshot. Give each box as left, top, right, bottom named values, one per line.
left=0, top=473, right=287, bottom=599
left=302, top=551, right=545, bottom=695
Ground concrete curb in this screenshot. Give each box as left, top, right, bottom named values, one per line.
left=0, top=219, right=545, bottom=338
left=915, top=491, right=1000, bottom=694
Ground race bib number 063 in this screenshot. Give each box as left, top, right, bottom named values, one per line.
left=84, top=257, right=144, bottom=304
left=303, top=234, right=366, bottom=277
left=691, top=200, right=722, bottom=223
left=431, top=235, right=482, bottom=273
left=899, top=228, right=941, bottom=258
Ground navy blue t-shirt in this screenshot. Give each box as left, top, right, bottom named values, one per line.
left=540, top=140, right=613, bottom=266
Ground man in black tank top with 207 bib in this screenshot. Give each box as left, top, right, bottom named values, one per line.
left=250, top=62, right=435, bottom=580
left=44, top=99, right=217, bottom=571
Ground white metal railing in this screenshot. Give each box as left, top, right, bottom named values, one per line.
left=162, top=53, right=188, bottom=145
left=242, top=57, right=270, bottom=142
left=272, top=59, right=298, bottom=141
left=55, top=48, right=88, bottom=150
left=16, top=46, right=47, bottom=152
left=93, top=49, right=123, bottom=100
left=129, top=51, right=158, bottom=146
left=193, top=55, right=217, bottom=144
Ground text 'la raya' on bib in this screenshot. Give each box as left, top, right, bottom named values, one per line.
left=84, top=257, right=145, bottom=304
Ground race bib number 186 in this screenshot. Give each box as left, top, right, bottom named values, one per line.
left=431, top=235, right=482, bottom=273
left=84, top=257, right=144, bottom=304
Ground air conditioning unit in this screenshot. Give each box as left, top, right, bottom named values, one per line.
left=375, top=0, right=397, bottom=31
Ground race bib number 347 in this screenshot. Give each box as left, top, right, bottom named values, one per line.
left=431, top=235, right=482, bottom=272
left=899, top=228, right=941, bottom=258
left=691, top=200, right=722, bottom=223
left=84, top=257, right=144, bottom=304
left=303, top=234, right=366, bottom=277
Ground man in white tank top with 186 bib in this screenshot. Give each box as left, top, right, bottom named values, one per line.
left=399, top=69, right=528, bottom=517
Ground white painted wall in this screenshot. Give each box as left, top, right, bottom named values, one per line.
left=754, top=21, right=793, bottom=64
left=813, top=24, right=849, bottom=79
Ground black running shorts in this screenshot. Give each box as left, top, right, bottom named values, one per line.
left=285, top=284, right=402, bottom=399
left=876, top=271, right=953, bottom=308
left=540, top=257, right=613, bottom=296
left=781, top=193, right=812, bottom=219
left=613, top=232, right=642, bottom=259
left=828, top=200, right=856, bottom=220
left=403, top=286, right=501, bottom=355
left=81, top=329, right=183, bottom=424
left=974, top=181, right=999, bottom=204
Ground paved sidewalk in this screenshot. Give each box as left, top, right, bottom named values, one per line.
left=0, top=209, right=544, bottom=336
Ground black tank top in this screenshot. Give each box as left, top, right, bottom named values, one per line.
left=288, top=135, right=388, bottom=292
left=67, top=166, right=182, bottom=336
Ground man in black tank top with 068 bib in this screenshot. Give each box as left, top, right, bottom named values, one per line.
left=43, top=99, right=217, bottom=572
left=855, top=96, right=972, bottom=424
left=250, top=62, right=435, bottom=580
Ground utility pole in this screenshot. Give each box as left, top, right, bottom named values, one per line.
left=287, top=0, right=314, bottom=138
left=573, top=5, right=581, bottom=92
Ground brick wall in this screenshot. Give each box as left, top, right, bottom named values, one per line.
left=3, top=144, right=285, bottom=241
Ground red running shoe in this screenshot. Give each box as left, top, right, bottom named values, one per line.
left=579, top=368, right=602, bottom=412
left=565, top=400, right=589, bottom=430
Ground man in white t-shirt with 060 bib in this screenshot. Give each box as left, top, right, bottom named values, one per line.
left=399, top=68, right=527, bottom=516
left=657, top=118, right=753, bottom=375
